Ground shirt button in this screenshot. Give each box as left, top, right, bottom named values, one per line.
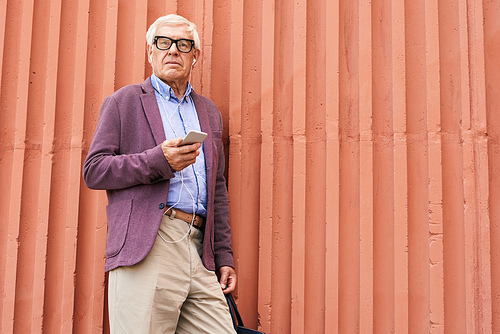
left=159, top=203, right=165, bottom=209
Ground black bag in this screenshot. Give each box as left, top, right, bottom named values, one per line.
left=225, top=293, right=266, bottom=334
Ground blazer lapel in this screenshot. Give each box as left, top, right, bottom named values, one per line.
left=192, top=92, right=213, bottom=177
left=140, top=78, right=166, bottom=145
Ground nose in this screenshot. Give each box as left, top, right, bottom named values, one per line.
left=168, top=42, right=179, bottom=55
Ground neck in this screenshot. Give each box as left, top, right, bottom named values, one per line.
left=164, top=79, right=187, bottom=100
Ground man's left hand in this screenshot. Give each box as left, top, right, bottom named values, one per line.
left=218, top=266, right=237, bottom=294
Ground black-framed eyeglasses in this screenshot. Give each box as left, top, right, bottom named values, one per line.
left=153, top=36, right=195, bottom=53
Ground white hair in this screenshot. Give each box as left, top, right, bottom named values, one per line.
left=146, top=14, right=201, bottom=52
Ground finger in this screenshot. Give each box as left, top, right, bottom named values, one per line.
left=177, top=142, right=202, bottom=153
left=223, top=277, right=236, bottom=294
left=219, top=271, right=229, bottom=290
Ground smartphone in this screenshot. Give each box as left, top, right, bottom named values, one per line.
left=179, top=130, right=208, bottom=146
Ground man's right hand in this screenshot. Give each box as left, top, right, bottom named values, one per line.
left=161, top=138, right=201, bottom=172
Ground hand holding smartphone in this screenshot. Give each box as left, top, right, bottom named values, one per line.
left=178, top=130, right=207, bottom=146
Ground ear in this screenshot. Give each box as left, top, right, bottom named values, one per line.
left=193, top=49, right=200, bottom=64
left=147, top=45, right=153, bottom=63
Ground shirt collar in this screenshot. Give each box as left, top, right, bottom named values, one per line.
left=151, top=74, right=193, bottom=101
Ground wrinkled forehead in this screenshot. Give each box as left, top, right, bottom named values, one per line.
left=156, top=24, right=191, bottom=39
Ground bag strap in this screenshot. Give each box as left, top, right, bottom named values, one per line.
left=225, top=293, right=245, bottom=327
left=225, top=294, right=237, bottom=329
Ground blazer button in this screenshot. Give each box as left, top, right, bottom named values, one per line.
left=159, top=203, right=165, bottom=210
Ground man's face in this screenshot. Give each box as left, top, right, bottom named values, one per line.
left=148, top=24, right=199, bottom=86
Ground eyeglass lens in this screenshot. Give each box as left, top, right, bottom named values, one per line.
left=155, top=37, right=193, bottom=53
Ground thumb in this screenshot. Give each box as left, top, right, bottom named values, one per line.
left=163, top=137, right=183, bottom=147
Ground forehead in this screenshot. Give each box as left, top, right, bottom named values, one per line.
left=156, top=24, right=191, bottom=39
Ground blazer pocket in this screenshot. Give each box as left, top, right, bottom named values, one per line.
left=105, top=199, right=133, bottom=258
left=211, top=129, right=222, bottom=140
left=210, top=130, right=223, bottom=159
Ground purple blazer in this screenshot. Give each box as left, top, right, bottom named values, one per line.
left=83, top=78, right=233, bottom=272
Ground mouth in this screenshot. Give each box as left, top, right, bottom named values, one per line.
left=165, top=61, right=181, bottom=66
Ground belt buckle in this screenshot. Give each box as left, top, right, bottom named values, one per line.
left=167, top=208, right=176, bottom=220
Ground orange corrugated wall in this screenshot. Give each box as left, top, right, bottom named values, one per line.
left=0, top=0, right=499, bottom=333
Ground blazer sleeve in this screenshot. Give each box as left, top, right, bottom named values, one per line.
left=83, top=94, right=174, bottom=190
left=211, top=113, right=234, bottom=269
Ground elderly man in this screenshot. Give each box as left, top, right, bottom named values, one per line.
left=83, top=14, right=236, bottom=333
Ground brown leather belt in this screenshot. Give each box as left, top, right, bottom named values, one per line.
left=164, top=208, right=205, bottom=229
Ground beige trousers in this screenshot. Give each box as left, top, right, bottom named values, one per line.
left=108, top=215, right=236, bottom=334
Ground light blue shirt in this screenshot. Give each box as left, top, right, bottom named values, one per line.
left=151, top=74, right=207, bottom=217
